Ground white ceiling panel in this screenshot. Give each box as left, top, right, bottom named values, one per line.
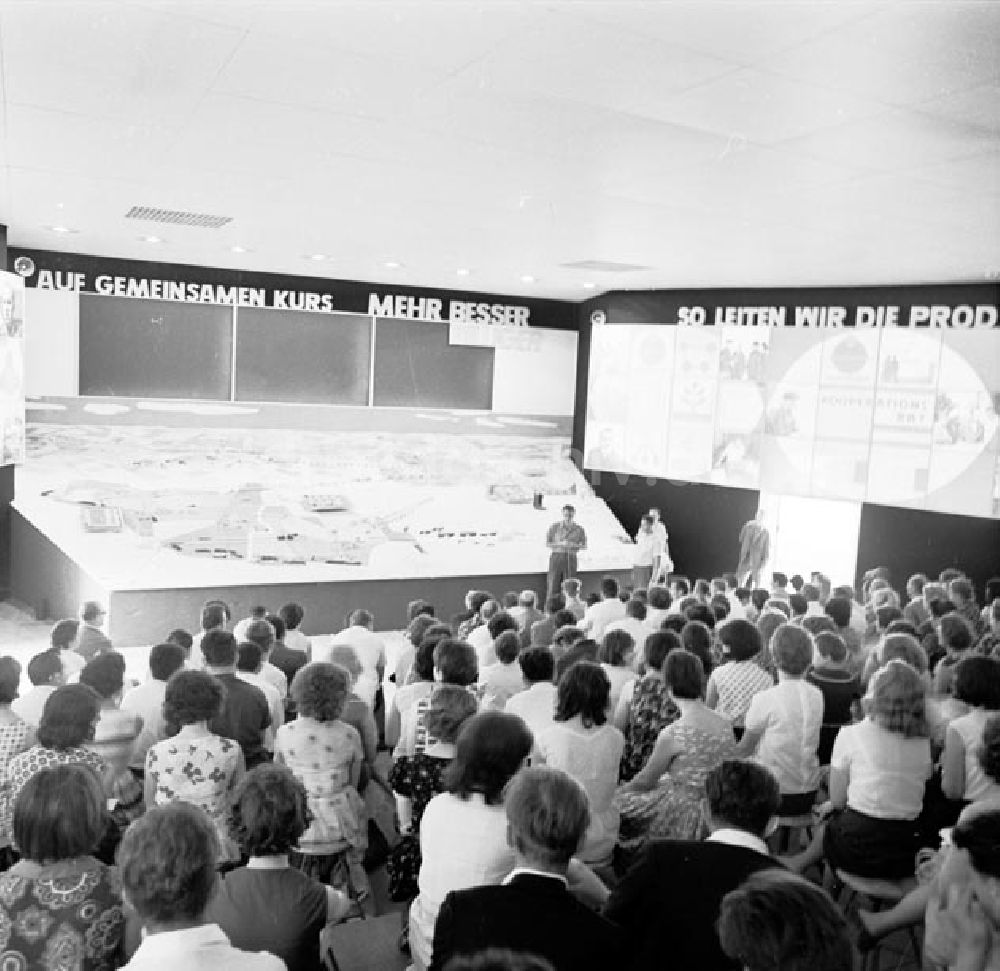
left=1, top=0, right=997, bottom=297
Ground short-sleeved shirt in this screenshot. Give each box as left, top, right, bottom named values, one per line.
left=806, top=666, right=862, bottom=725
left=708, top=661, right=774, bottom=726
left=209, top=673, right=271, bottom=768
left=950, top=708, right=1000, bottom=803
left=744, top=679, right=823, bottom=794
left=0, top=715, right=33, bottom=846
left=830, top=718, right=932, bottom=820
left=7, top=745, right=105, bottom=827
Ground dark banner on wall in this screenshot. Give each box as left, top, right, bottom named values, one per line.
left=8, top=248, right=577, bottom=330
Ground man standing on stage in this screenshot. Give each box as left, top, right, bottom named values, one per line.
left=648, top=507, right=673, bottom=583
left=737, top=509, right=770, bottom=588
left=632, top=515, right=660, bottom=591
left=546, top=504, right=587, bottom=598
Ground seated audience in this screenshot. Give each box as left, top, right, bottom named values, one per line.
left=616, top=650, right=736, bottom=855
left=430, top=767, right=621, bottom=971
left=822, top=595, right=863, bottom=672
left=467, top=600, right=501, bottom=667
left=80, top=653, right=144, bottom=813
left=561, top=579, right=586, bottom=621
left=788, top=660, right=932, bottom=879
left=145, top=670, right=245, bottom=862
left=552, top=630, right=595, bottom=682
left=480, top=630, right=526, bottom=710
left=605, top=759, right=781, bottom=971
left=604, top=599, right=648, bottom=648
left=644, top=585, right=671, bottom=629
left=2, top=764, right=124, bottom=967
left=615, top=630, right=681, bottom=782
left=121, top=641, right=186, bottom=771
left=276, top=663, right=368, bottom=893
left=409, top=711, right=533, bottom=971
left=202, top=630, right=271, bottom=769
left=717, top=870, right=854, bottom=971
left=505, top=648, right=558, bottom=745
left=11, top=647, right=62, bottom=727
left=787, top=593, right=808, bottom=621
left=537, top=662, right=624, bottom=866
left=942, top=656, right=1000, bottom=804
left=680, top=619, right=716, bottom=679
left=597, top=629, right=636, bottom=714
left=119, top=802, right=284, bottom=969
left=0, top=657, right=31, bottom=864
left=278, top=601, right=312, bottom=661
left=707, top=620, right=773, bottom=735
left=454, top=590, right=493, bottom=640
left=529, top=594, right=566, bottom=649
left=902, top=573, right=930, bottom=629
left=326, top=608, right=385, bottom=710
left=736, top=624, right=822, bottom=814
left=206, top=763, right=352, bottom=970
left=581, top=577, right=626, bottom=642
left=807, top=631, right=862, bottom=764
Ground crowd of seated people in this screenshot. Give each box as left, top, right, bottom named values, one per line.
left=0, top=564, right=999, bottom=971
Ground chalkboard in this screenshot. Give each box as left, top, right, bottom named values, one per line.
left=234, top=309, right=370, bottom=405
left=79, top=295, right=232, bottom=399
left=374, top=318, right=494, bottom=409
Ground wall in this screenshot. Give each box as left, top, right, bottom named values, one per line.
left=0, top=224, right=9, bottom=596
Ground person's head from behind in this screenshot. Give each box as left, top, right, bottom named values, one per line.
left=264, top=613, right=286, bottom=643
left=814, top=631, right=848, bottom=667
left=237, top=641, right=264, bottom=675
left=425, top=684, right=478, bottom=744
left=165, top=628, right=193, bottom=657
left=443, top=711, right=533, bottom=805
left=598, top=629, right=635, bottom=668
left=245, top=619, right=275, bottom=655
left=278, top=601, right=304, bottom=631
left=517, top=590, right=536, bottom=610
left=407, top=614, right=438, bottom=651
left=410, top=638, right=438, bottom=683
left=50, top=618, right=80, bottom=652
left=80, top=600, right=106, bottom=627
left=327, top=644, right=362, bottom=687
left=719, top=619, right=761, bottom=663
left=433, top=638, right=479, bottom=687
left=552, top=625, right=584, bottom=651
left=555, top=661, right=609, bottom=727
left=772, top=571, right=788, bottom=590
left=487, top=611, right=519, bottom=641
left=479, top=600, right=500, bottom=625
left=644, top=630, right=679, bottom=673
left=26, top=648, right=63, bottom=689
left=765, top=599, right=791, bottom=619
left=802, top=614, right=836, bottom=639
left=625, top=598, right=647, bottom=622
left=755, top=611, right=784, bottom=659
left=664, top=649, right=705, bottom=700
left=200, top=629, right=237, bottom=669
left=544, top=594, right=566, bottom=616
left=679, top=621, right=713, bottom=677
left=949, top=578, right=975, bottom=608
left=906, top=573, right=928, bottom=600
left=880, top=633, right=928, bottom=674
left=505, top=766, right=589, bottom=872
left=0, top=657, right=20, bottom=705
left=164, top=670, right=223, bottom=729
left=561, top=578, right=581, bottom=600
left=13, top=763, right=105, bottom=863
left=865, top=660, right=928, bottom=738
left=200, top=599, right=230, bottom=632
left=718, top=870, right=854, bottom=971
left=120, top=802, right=218, bottom=929
left=787, top=593, right=807, bottom=619
left=648, top=585, right=671, bottom=611
left=599, top=576, right=619, bottom=601
left=38, top=684, right=100, bottom=749
left=705, top=759, right=780, bottom=839
left=347, top=608, right=374, bottom=631
left=148, top=642, right=187, bottom=684
left=79, top=652, right=125, bottom=701
left=750, top=588, right=769, bottom=613
left=493, top=630, right=521, bottom=666
left=940, top=808, right=1000, bottom=907
left=771, top=624, right=813, bottom=678
left=518, top=647, right=555, bottom=685
left=940, top=613, right=974, bottom=654
left=824, top=596, right=852, bottom=629
left=291, top=663, right=350, bottom=722
left=229, top=763, right=311, bottom=857
left=709, top=595, right=730, bottom=623
left=551, top=609, right=577, bottom=630
left=954, top=656, right=1000, bottom=711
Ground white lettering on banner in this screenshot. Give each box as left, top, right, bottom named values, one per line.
left=36, top=270, right=85, bottom=291
left=674, top=304, right=997, bottom=328
left=367, top=292, right=529, bottom=325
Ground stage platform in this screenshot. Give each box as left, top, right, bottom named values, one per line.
left=12, top=403, right=636, bottom=645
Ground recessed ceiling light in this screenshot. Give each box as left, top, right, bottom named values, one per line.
left=230, top=245, right=248, bottom=254
left=520, top=274, right=536, bottom=284
left=47, top=225, right=77, bottom=234
left=384, top=261, right=402, bottom=270
left=582, top=282, right=597, bottom=290
left=139, top=234, right=161, bottom=243
left=307, top=253, right=326, bottom=261
left=456, top=268, right=470, bottom=277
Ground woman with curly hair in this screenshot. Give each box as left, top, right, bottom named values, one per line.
left=206, top=763, right=352, bottom=971
left=144, top=670, right=245, bottom=861
left=276, top=662, right=367, bottom=894
left=787, top=659, right=933, bottom=879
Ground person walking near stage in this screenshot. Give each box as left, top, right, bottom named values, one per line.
left=546, top=505, right=587, bottom=599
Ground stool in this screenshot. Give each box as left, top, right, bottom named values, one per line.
left=771, top=813, right=815, bottom=854
left=834, top=870, right=921, bottom=971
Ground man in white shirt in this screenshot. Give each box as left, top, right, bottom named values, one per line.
left=581, top=577, right=627, bottom=642
left=467, top=600, right=501, bottom=669
left=121, top=642, right=187, bottom=770
left=193, top=599, right=231, bottom=667
left=233, top=605, right=268, bottom=644
left=323, top=608, right=385, bottom=710
left=632, top=515, right=661, bottom=592
left=236, top=642, right=284, bottom=752
left=11, top=648, right=64, bottom=727
left=505, top=648, right=558, bottom=747
left=561, top=579, right=586, bottom=621
left=242, top=620, right=289, bottom=700
left=648, top=507, right=672, bottom=582
left=605, top=599, right=650, bottom=648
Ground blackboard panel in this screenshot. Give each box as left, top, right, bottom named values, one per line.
left=235, top=309, right=370, bottom=406
left=80, top=295, right=232, bottom=400
left=374, top=318, right=494, bottom=409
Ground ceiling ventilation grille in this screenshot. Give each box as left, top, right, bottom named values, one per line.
left=560, top=259, right=651, bottom=273
left=125, top=206, right=233, bottom=229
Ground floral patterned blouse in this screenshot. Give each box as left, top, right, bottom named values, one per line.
left=0, top=714, right=33, bottom=847
left=0, top=856, right=124, bottom=970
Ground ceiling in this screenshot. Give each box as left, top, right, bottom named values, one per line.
left=1, top=0, right=998, bottom=301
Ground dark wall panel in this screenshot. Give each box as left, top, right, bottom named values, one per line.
left=856, top=503, right=1000, bottom=603
left=79, top=295, right=232, bottom=399
left=234, top=309, right=370, bottom=405
left=374, top=318, right=494, bottom=409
